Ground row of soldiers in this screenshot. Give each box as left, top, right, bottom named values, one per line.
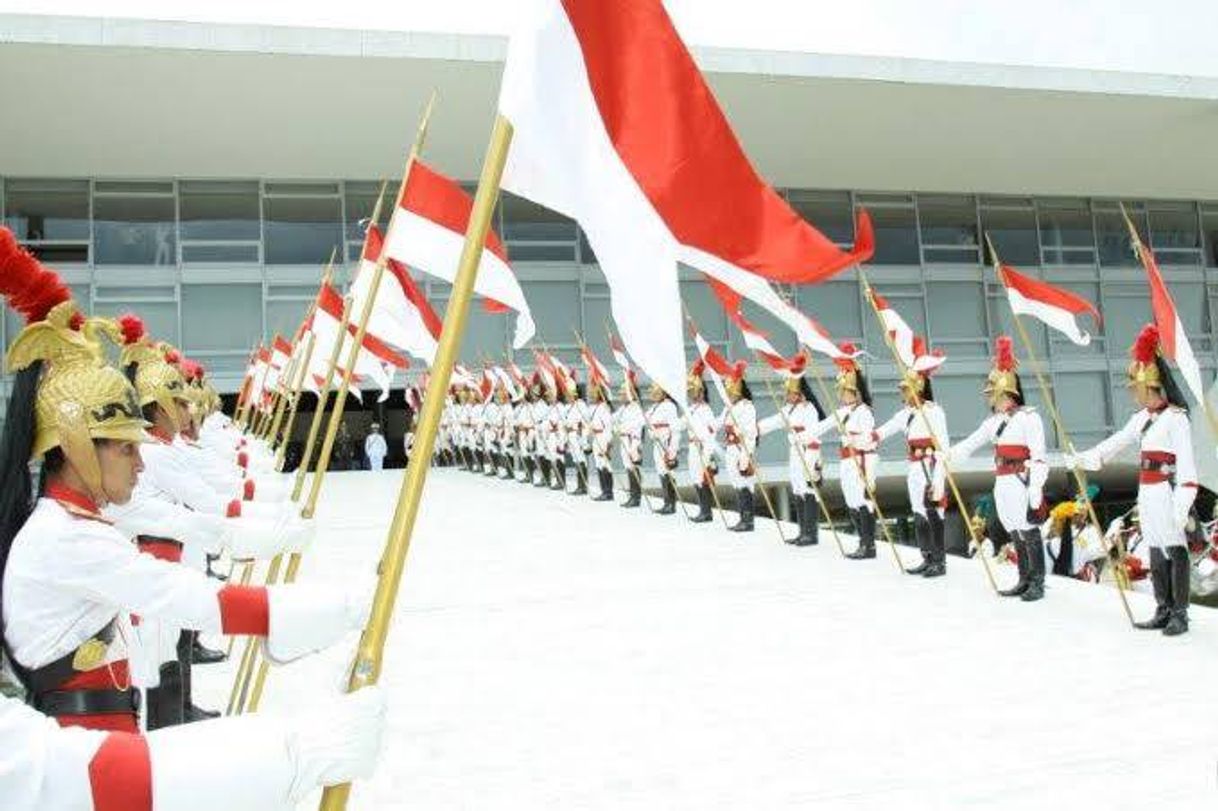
left=434, top=325, right=1199, bottom=636
left=0, top=231, right=385, bottom=809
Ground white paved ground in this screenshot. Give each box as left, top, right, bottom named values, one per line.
left=199, top=469, right=1218, bottom=810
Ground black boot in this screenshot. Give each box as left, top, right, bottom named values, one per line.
left=179, top=631, right=219, bottom=723
left=504, top=456, right=515, bottom=479
left=730, top=488, right=754, bottom=532
left=572, top=462, right=588, bottom=495
left=1163, top=545, right=1190, bottom=637
left=552, top=460, right=567, bottom=491
left=145, top=662, right=184, bottom=730
left=793, top=493, right=819, bottom=546
left=523, top=456, right=535, bottom=484
left=1020, top=530, right=1046, bottom=602
left=622, top=469, right=642, bottom=508
left=786, top=495, right=802, bottom=545
left=593, top=468, right=613, bottom=501
left=536, top=458, right=551, bottom=487
left=998, top=536, right=1030, bottom=597
left=690, top=483, right=714, bottom=523
left=1134, top=547, right=1172, bottom=630
left=846, top=508, right=877, bottom=559
left=191, top=636, right=227, bottom=665
left=923, top=510, right=946, bottom=577
left=906, top=515, right=931, bottom=575
left=658, top=476, right=677, bottom=515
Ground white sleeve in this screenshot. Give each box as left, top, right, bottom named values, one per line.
left=1026, top=412, right=1049, bottom=496
left=757, top=413, right=784, bottom=437
left=105, top=496, right=228, bottom=556
left=873, top=408, right=907, bottom=444
left=1078, top=413, right=1141, bottom=469
left=1171, top=411, right=1199, bottom=525
left=146, top=450, right=238, bottom=516
left=948, top=418, right=993, bottom=462
left=1, top=696, right=105, bottom=811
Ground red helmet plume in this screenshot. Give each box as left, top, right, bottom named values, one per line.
left=993, top=336, right=1017, bottom=372
left=0, top=227, right=74, bottom=324
left=117, top=313, right=146, bottom=346
left=690, top=358, right=706, bottom=377
left=730, top=359, right=747, bottom=380
left=1131, top=324, right=1159, bottom=365
left=833, top=342, right=858, bottom=372
left=163, top=347, right=182, bottom=365
left=787, top=353, right=807, bottom=376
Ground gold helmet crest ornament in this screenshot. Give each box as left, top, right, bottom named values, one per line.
left=984, top=336, right=1020, bottom=407
left=1127, top=324, right=1163, bottom=396
left=833, top=342, right=860, bottom=395
left=1, top=229, right=147, bottom=501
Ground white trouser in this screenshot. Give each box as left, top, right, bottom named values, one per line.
left=993, top=473, right=1033, bottom=533
left=546, top=431, right=564, bottom=462
left=368, top=455, right=384, bottom=471
left=725, top=445, right=756, bottom=489
left=840, top=451, right=875, bottom=512
left=652, top=443, right=677, bottom=479
left=591, top=433, right=612, bottom=471
left=1138, top=481, right=1186, bottom=549
left=619, top=436, right=642, bottom=469
left=686, top=442, right=716, bottom=487
left=906, top=455, right=945, bottom=518
left=787, top=447, right=823, bottom=499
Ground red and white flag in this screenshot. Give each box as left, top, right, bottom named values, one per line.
left=383, top=160, right=535, bottom=348
left=309, top=282, right=394, bottom=401
left=1128, top=227, right=1207, bottom=406
left=580, top=344, right=610, bottom=388
left=247, top=345, right=271, bottom=410
left=350, top=224, right=444, bottom=365
left=869, top=291, right=916, bottom=368
left=499, top=0, right=873, bottom=406
left=690, top=326, right=732, bottom=404
left=264, top=334, right=291, bottom=392
left=609, top=332, right=632, bottom=372
left=997, top=263, right=1100, bottom=347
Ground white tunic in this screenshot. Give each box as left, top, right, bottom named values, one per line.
left=718, top=399, right=758, bottom=488
left=615, top=401, right=645, bottom=467
left=759, top=401, right=825, bottom=497
left=874, top=402, right=949, bottom=516
left=950, top=406, right=1048, bottom=533
left=587, top=402, right=614, bottom=469
left=810, top=404, right=877, bottom=510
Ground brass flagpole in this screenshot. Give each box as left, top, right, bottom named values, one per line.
left=859, top=272, right=998, bottom=591
left=318, top=113, right=515, bottom=811
left=985, top=234, right=1133, bottom=620
left=290, top=299, right=353, bottom=503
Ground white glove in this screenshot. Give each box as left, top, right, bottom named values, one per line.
left=1027, top=486, right=1043, bottom=510
left=226, top=515, right=302, bottom=560
left=1071, top=450, right=1101, bottom=472
left=263, top=582, right=373, bottom=664
left=287, top=686, right=388, bottom=802
left=1105, top=517, right=1125, bottom=541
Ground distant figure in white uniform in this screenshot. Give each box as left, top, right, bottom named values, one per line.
left=364, top=423, right=388, bottom=471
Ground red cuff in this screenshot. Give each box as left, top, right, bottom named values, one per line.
left=90, top=733, right=152, bottom=811
left=237, top=451, right=249, bottom=469
left=226, top=499, right=242, bottom=518
left=243, top=479, right=256, bottom=501
left=218, top=585, right=270, bottom=635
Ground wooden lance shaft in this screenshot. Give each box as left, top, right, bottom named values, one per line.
left=275, top=330, right=318, bottom=472
left=985, top=235, right=1133, bottom=621
left=318, top=113, right=514, bottom=811
left=859, top=277, right=998, bottom=591
left=291, top=300, right=352, bottom=504
left=758, top=367, right=848, bottom=556
left=804, top=356, right=906, bottom=571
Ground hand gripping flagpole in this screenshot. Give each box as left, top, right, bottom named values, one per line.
left=317, top=113, right=515, bottom=811
left=985, top=235, right=1133, bottom=621
left=859, top=271, right=998, bottom=592
left=756, top=360, right=848, bottom=556
left=802, top=353, right=907, bottom=571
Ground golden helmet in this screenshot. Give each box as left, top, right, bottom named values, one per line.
left=687, top=360, right=706, bottom=397
left=833, top=343, right=860, bottom=394
left=119, top=316, right=188, bottom=432
left=725, top=360, right=747, bottom=399
left=1127, top=324, right=1162, bottom=395
left=783, top=353, right=808, bottom=396
left=983, top=336, right=1020, bottom=405
left=900, top=337, right=946, bottom=398
left=647, top=381, right=666, bottom=401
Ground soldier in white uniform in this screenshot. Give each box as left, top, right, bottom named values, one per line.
left=563, top=382, right=591, bottom=496
left=948, top=336, right=1049, bottom=601
left=614, top=373, right=645, bottom=509
left=587, top=379, right=616, bottom=502
left=546, top=385, right=569, bottom=492
left=515, top=381, right=539, bottom=484
left=717, top=362, right=758, bottom=533
left=758, top=356, right=826, bottom=546
left=531, top=380, right=555, bottom=488
left=808, top=345, right=878, bottom=559
left=873, top=338, right=950, bottom=575
left=682, top=361, right=720, bottom=523
left=363, top=423, right=387, bottom=472
left=0, top=253, right=367, bottom=734
left=646, top=383, right=681, bottom=515
left=1072, top=325, right=1198, bottom=635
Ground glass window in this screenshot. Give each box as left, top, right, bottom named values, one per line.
left=499, top=192, right=576, bottom=243
left=519, top=280, right=579, bottom=344
left=579, top=296, right=614, bottom=361
left=343, top=181, right=393, bottom=244
left=864, top=204, right=919, bottom=265
left=918, top=194, right=979, bottom=264
left=1050, top=372, right=1109, bottom=441
left=506, top=243, right=577, bottom=262
left=929, top=375, right=989, bottom=441
left=795, top=278, right=862, bottom=344
left=785, top=190, right=854, bottom=246
left=980, top=199, right=1038, bottom=267
left=680, top=278, right=726, bottom=342
left=263, top=193, right=342, bottom=265
left=1037, top=198, right=1095, bottom=265
left=94, top=298, right=179, bottom=345
left=180, top=181, right=260, bottom=241
left=1202, top=204, right=1218, bottom=267
left=926, top=280, right=986, bottom=340
left=1148, top=201, right=1202, bottom=266
left=577, top=228, right=597, bottom=265
left=93, top=191, right=176, bottom=266
left=1094, top=202, right=1145, bottom=268
left=181, top=284, right=262, bottom=350
left=1102, top=285, right=1155, bottom=358
left=3, top=179, right=90, bottom=242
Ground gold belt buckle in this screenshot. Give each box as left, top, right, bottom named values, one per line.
left=72, top=637, right=109, bottom=672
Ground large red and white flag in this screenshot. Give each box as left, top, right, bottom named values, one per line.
left=309, top=282, right=395, bottom=401
left=690, top=326, right=733, bottom=405
left=499, top=0, right=873, bottom=405
left=383, top=160, right=535, bottom=348
left=997, top=263, right=1100, bottom=347
left=350, top=224, right=444, bottom=365
left=1128, top=226, right=1207, bottom=406
left=868, top=291, right=916, bottom=368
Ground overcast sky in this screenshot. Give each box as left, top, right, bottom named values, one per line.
left=4, top=1, right=1218, bottom=78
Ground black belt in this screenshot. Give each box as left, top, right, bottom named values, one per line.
left=3, top=618, right=118, bottom=695
left=32, top=687, right=140, bottom=717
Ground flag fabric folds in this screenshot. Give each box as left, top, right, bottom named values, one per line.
left=384, top=159, right=535, bottom=349
left=690, top=326, right=732, bottom=404
left=868, top=291, right=916, bottom=367
left=499, top=0, right=873, bottom=405
left=997, top=263, right=1100, bottom=347
left=310, top=282, right=393, bottom=401
left=350, top=224, right=443, bottom=365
